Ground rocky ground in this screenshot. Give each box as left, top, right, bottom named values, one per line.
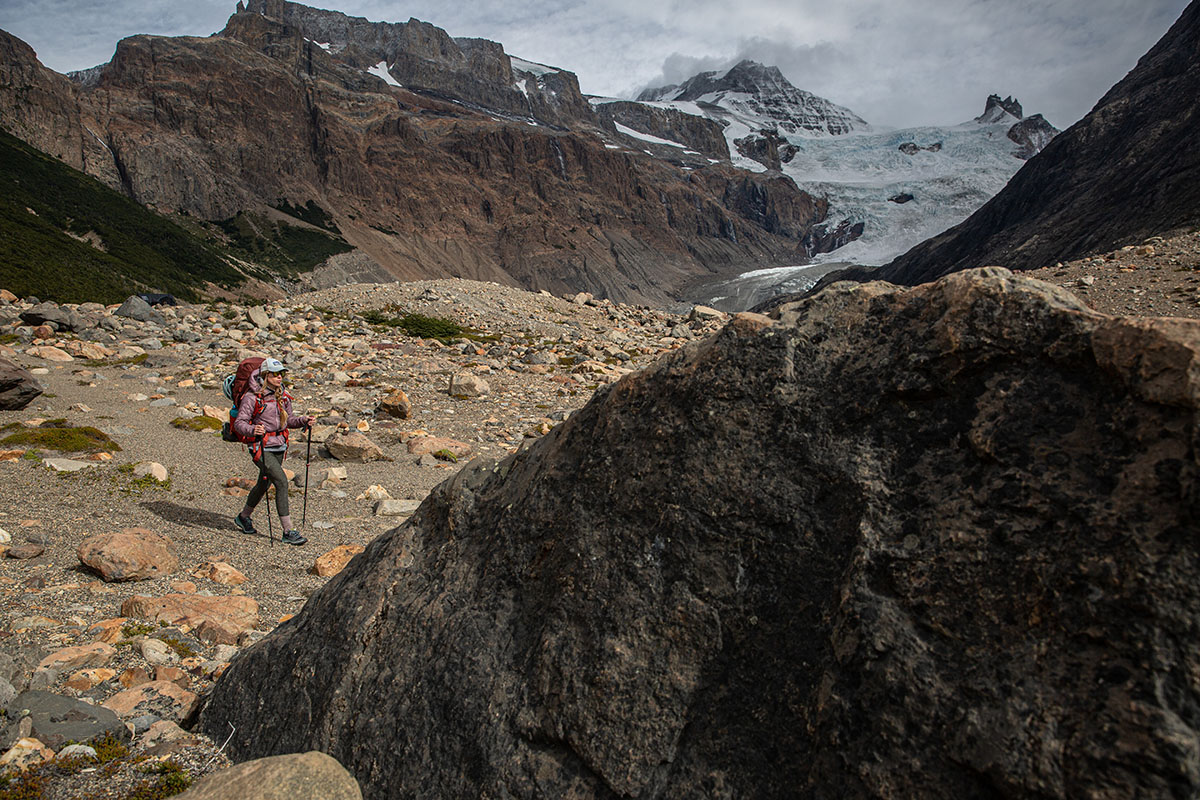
left=1021, top=228, right=1200, bottom=318
left=0, top=226, right=1197, bottom=798
left=0, top=280, right=723, bottom=798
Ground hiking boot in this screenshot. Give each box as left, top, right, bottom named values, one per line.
left=281, top=529, right=307, bottom=546
left=233, top=514, right=257, bottom=535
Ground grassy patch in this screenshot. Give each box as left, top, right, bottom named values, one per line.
left=432, top=448, right=459, bottom=463
left=170, top=416, right=222, bottom=432
left=216, top=212, right=352, bottom=276
left=121, top=620, right=161, bottom=637
left=0, top=128, right=243, bottom=303
left=0, top=421, right=120, bottom=454
left=155, top=635, right=196, bottom=660
left=85, top=353, right=147, bottom=368
left=273, top=199, right=339, bottom=233
left=363, top=308, right=495, bottom=343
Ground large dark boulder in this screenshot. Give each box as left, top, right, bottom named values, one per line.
left=18, top=301, right=79, bottom=331
left=848, top=0, right=1200, bottom=286
left=203, top=269, right=1200, bottom=799
left=0, top=357, right=42, bottom=410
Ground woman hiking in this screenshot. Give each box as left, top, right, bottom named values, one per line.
left=232, top=358, right=313, bottom=545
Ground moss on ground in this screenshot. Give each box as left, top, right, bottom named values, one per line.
left=0, top=421, right=120, bottom=453
left=170, top=416, right=223, bottom=432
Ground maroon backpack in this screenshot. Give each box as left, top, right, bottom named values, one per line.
left=221, top=357, right=265, bottom=444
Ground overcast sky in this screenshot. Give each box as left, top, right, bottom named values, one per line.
left=0, top=0, right=1190, bottom=129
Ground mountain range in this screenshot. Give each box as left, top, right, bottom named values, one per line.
left=3, top=0, right=1194, bottom=312
left=0, top=0, right=834, bottom=306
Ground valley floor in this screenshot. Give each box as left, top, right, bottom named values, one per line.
left=0, top=226, right=1197, bottom=795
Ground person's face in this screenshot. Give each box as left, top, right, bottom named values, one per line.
left=265, top=370, right=285, bottom=388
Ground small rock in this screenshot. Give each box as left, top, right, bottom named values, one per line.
left=6, top=543, right=45, bottom=559
left=327, top=432, right=386, bottom=462
left=406, top=436, right=472, bottom=459
left=357, top=485, right=391, bottom=502
left=42, top=458, right=96, bottom=473
left=133, top=462, right=169, bottom=482
left=119, top=667, right=151, bottom=689
left=141, top=639, right=179, bottom=667
left=449, top=373, right=490, bottom=397
left=37, top=643, right=116, bottom=672
left=77, top=529, right=178, bottom=582
left=177, top=751, right=363, bottom=800
left=57, top=744, right=98, bottom=760
left=101, top=680, right=199, bottom=724
left=192, top=561, right=248, bottom=586
left=375, top=499, right=421, bottom=517
left=25, top=345, right=73, bottom=362
left=0, top=737, right=53, bottom=770
left=378, top=389, right=412, bottom=419
left=154, top=666, right=190, bottom=687
left=247, top=306, right=270, bottom=329
left=115, top=295, right=154, bottom=321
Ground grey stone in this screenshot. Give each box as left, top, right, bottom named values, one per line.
left=57, top=744, right=98, bottom=760
left=374, top=499, right=420, bottom=517
left=19, top=302, right=78, bottom=331
left=5, top=690, right=128, bottom=750
left=148, top=397, right=177, bottom=407
left=246, top=306, right=270, bottom=329
left=448, top=373, right=490, bottom=397
left=129, top=714, right=159, bottom=736
left=0, top=677, right=16, bottom=707
left=0, top=357, right=43, bottom=410
left=115, top=295, right=154, bottom=322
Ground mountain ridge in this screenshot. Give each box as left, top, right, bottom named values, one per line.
left=848, top=0, right=1200, bottom=286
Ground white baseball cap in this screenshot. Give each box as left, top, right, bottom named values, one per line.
left=261, top=358, right=287, bottom=373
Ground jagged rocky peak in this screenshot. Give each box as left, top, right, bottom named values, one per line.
left=1007, top=113, right=1059, bottom=159
left=975, top=93, right=1023, bottom=124
left=639, top=59, right=867, bottom=136
left=233, top=0, right=594, bottom=128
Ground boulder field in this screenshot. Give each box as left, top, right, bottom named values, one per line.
left=203, top=268, right=1200, bottom=798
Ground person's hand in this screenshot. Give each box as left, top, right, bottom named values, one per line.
left=305, top=416, right=315, bottom=428
left=253, top=423, right=266, bottom=436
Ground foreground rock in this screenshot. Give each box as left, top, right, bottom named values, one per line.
left=77, top=528, right=179, bottom=581
left=2, top=690, right=128, bottom=750
left=175, top=751, right=362, bottom=800
left=204, top=269, right=1200, bottom=798
left=0, top=357, right=42, bottom=410
left=121, top=594, right=259, bottom=645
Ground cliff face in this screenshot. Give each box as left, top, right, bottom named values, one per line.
left=0, top=30, right=84, bottom=169
left=203, top=268, right=1200, bottom=798
left=867, top=0, right=1200, bottom=285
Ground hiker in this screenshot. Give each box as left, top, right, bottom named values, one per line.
left=231, top=358, right=314, bottom=545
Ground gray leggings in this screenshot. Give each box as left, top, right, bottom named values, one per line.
left=246, top=449, right=289, bottom=517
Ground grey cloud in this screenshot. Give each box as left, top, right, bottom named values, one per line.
left=0, top=0, right=1191, bottom=128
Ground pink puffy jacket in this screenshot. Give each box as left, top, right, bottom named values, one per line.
left=232, top=370, right=307, bottom=449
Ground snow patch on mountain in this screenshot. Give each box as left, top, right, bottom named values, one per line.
left=367, top=61, right=401, bottom=87
left=613, top=123, right=687, bottom=149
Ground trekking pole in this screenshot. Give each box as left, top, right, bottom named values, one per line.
left=303, top=424, right=312, bottom=527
